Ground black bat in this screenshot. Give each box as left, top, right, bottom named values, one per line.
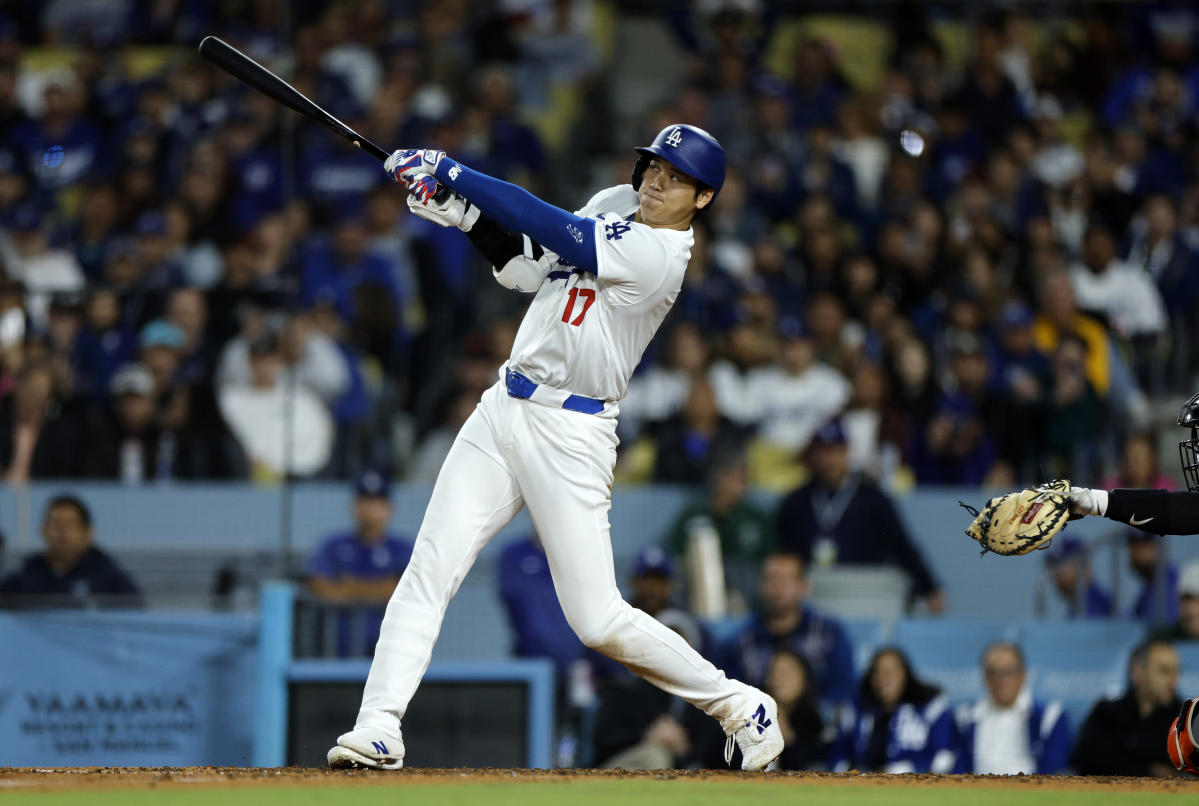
left=198, top=36, right=448, bottom=200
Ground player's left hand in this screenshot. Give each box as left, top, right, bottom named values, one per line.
left=405, top=178, right=480, bottom=231
left=1169, top=697, right=1199, bottom=775
left=385, top=148, right=446, bottom=200
left=960, top=479, right=1073, bottom=556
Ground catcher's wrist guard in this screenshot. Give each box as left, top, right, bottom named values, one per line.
left=960, top=479, right=1073, bottom=556
left=1169, top=698, right=1199, bottom=775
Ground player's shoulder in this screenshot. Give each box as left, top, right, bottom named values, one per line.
left=576, top=184, right=640, bottom=218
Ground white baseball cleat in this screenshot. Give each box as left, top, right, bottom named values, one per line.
left=724, top=694, right=784, bottom=772
left=327, top=727, right=405, bottom=770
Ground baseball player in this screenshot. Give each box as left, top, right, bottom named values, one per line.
left=326, top=124, right=784, bottom=772
left=976, top=393, right=1199, bottom=774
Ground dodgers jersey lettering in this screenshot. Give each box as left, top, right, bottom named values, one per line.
left=506, top=185, right=694, bottom=405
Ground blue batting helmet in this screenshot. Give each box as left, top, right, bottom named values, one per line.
left=631, top=124, right=726, bottom=198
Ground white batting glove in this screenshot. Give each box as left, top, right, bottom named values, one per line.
left=405, top=180, right=480, bottom=231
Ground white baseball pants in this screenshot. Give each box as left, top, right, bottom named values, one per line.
left=353, top=381, right=754, bottom=736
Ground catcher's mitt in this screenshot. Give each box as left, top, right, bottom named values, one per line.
left=960, top=479, right=1073, bottom=556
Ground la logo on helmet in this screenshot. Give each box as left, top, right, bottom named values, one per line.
left=665, top=127, right=683, bottom=147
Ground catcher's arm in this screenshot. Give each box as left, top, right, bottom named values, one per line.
left=1064, top=487, right=1199, bottom=536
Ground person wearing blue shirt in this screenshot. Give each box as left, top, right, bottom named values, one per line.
left=718, top=551, right=855, bottom=706
left=306, top=472, right=414, bottom=657
left=1043, top=536, right=1114, bottom=619
left=830, top=647, right=957, bottom=774
left=955, top=642, right=1072, bottom=775
left=498, top=533, right=587, bottom=683
left=1128, top=530, right=1179, bottom=624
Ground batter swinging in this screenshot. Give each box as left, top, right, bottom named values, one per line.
left=327, top=125, right=784, bottom=772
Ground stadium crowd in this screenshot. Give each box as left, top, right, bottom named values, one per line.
left=1, top=1, right=1197, bottom=490
left=3, top=0, right=1199, bottom=777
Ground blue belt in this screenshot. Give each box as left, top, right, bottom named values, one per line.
left=505, top=369, right=605, bottom=415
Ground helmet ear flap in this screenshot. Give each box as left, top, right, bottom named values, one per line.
left=631, top=155, right=651, bottom=192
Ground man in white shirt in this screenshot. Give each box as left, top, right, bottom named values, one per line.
left=1069, top=222, right=1166, bottom=339
left=217, top=330, right=333, bottom=479
left=955, top=642, right=1072, bottom=774
left=748, top=317, right=851, bottom=453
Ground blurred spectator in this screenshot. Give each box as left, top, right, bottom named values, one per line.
left=776, top=420, right=943, bottom=612
left=165, top=287, right=215, bottom=385
left=718, top=551, right=855, bottom=706
left=745, top=317, right=851, bottom=457
left=651, top=377, right=747, bottom=486
left=217, top=329, right=333, bottom=479
left=1043, top=537, right=1114, bottom=619
left=1044, top=333, right=1105, bottom=480
left=217, top=310, right=350, bottom=407
left=1072, top=639, right=1181, bottom=777
left=305, top=472, right=413, bottom=657
left=666, top=448, right=774, bottom=605
left=406, top=386, right=478, bottom=485
left=1100, top=431, right=1176, bottom=491
left=954, top=642, right=1072, bottom=774
left=74, top=288, right=136, bottom=399
left=840, top=361, right=907, bottom=485
left=990, top=301, right=1050, bottom=480
left=829, top=647, right=957, bottom=774
left=1033, top=268, right=1112, bottom=399
left=911, top=331, right=998, bottom=485
left=0, top=201, right=85, bottom=330
left=81, top=362, right=162, bottom=482
left=499, top=533, right=589, bottom=695
left=1127, top=531, right=1179, bottom=624
left=621, top=322, right=710, bottom=442
left=1150, top=561, right=1199, bottom=643
left=0, top=358, right=84, bottom=481
left=0, top=494, right=140, bottom=607
left=764, top=649, right=827, bottom=771
left=137, top=318, right=184, bottom=397
left=1069, top=222, right=1167, bottom=339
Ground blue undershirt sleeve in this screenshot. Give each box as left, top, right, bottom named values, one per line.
left=434, top=158, right=598, bottom=272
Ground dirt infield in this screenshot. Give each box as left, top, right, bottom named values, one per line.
left=0, top=767, right=1195, bottom=794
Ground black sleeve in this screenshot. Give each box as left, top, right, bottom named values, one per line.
left=1071, top=702, right=1144, bottom=776
left=464, top=211, right=544, bottom=268
left=1104, top=489, right=1199, bottom=536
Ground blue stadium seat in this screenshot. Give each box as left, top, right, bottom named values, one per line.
left=892, top=619, right=1018, bottom=703
left=842, top=617, right=892, bottom=674
left=1019, top=620, right=1143, bottom=732
left=1174, top=641, right=1199, bottom=702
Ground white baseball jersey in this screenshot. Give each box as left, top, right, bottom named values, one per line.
left=505, top=185, right=694, bottom=405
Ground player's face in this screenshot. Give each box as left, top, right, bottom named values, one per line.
left=636, top=158, right=713, bottom=230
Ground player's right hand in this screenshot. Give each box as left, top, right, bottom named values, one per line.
left=1169, top=697, right=1199, bottom=775
left=405, top=178, right=479, bottom=231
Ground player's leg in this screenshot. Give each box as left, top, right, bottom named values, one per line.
left=331, top=386, right=524, bottom=768
left=509, top=403, right=781, bottom=770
